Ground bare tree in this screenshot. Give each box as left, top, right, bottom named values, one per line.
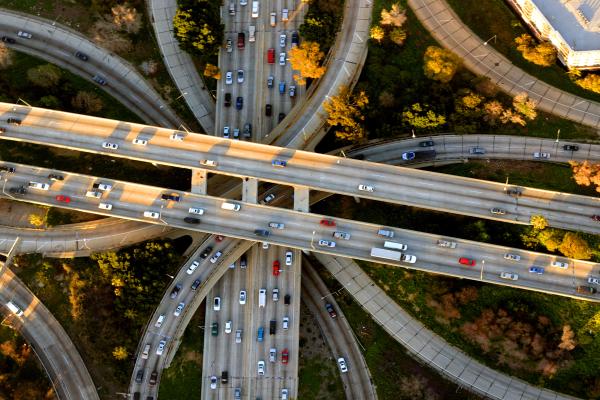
left=111, top=3, right=142, bottom=34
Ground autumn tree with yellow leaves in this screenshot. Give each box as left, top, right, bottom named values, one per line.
left=288, top=41, right=326, bottom=85
left=323, top=85, right=369, bottom=142
left=423, top=46, right=461, bottom=83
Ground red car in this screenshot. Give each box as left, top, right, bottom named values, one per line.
left=592, top=215, right=600, bottom=222
left=281, top=348, right=289, bottom=364
left=215, top=235, right=224, bottom=242
left=267, top=48, right=275, bottom=64
left=55, top=195, right=71, bottom=203
left=458, top=257, right=476, bottom=266
left=320, top=219, right=335, bottom=227
left=272, top=260, right=281, bottom=276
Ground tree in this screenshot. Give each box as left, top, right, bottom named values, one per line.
left=380, top=4, right=407, bottom=27
left=389, top=28, right=407, bottom=46
left=0, top=42, right=13, bottom=69
left=172, top=0, right=224, bottom=56
left=71, top=91, right=103, bottom=114
left=27, top=64, right=62, bottom=88
left=512, top=93, right=537, bottom=120
left=288, top=41, right=326, bottom=85
left=323, top=85, right=369, bottom=142
left=111, top=3, right=142, bottom=33
left=91, top=19, right=133, bottom=53
left=558, top=325, right=577, bottom=351
left=370, top=26, right=385, bottom=43
left=402, top=103, right=446, bottom=129
left=203, top=63, right=221, bottom=79
left=538, top=228, right=563, bottom=252
left=378, top=91, right=395, bottom=108
left=28, top=214, right=45, bottom=227
left=575, top=73, right=600, bottom=94
left=500, top=109, right=525, bottom=126
left=515, top=34, right=557, bottom=67
left=530, top=215, right=548, bottom=230
left=112, top=346, right=128, bottom=360
left=483, top=100, right=504, bottom=125
left=423, top=46, right=460, bottom=83
left=569, top=161, right=600, bottom=192
left=559, top=232, right=592, bottom=260
left=38, top=95, right=61, bottom=109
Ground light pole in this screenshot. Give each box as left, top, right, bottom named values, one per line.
left=165, top=273, right=174, bottom=279
left=503, top=176, right=509, bottom=192
left=555, top=129, right=560, bottom=143
left=175, top=91, right=188, bottom=101
left=483, top=35, right=497, bottom=46
left=480, top=259, right=485, bottom=280
left=411, top=129, right=416, bottom=138
left=310, top=231, right=316, bottom=249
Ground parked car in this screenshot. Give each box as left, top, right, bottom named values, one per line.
left=263, top=193, right=276, bottom=203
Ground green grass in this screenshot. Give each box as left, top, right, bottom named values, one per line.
left=158, top=311, right=204, bottom=400
left=445, top=0, right=600, bottom=104
left=298, top=357, right=345, bottom=399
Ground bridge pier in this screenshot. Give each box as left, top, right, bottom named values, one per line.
left=190, top=169, right=208, bottom=195
left=242, top=178, right=258, bottom=204
left=294, top=186, right=310, bottom=212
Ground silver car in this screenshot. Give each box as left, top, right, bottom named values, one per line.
left=225, top=71, right=233, bottom=85
left=237, top=69, right=244, bottom=83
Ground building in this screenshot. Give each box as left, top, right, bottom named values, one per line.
left=506, top=0, right=600, bottom=70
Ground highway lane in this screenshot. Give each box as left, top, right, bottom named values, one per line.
left=2, top=162, right=599, bottom=302
left=301, top=258, right=377, bottom=400
left=0, top=11, right=182, bottom=128
left=4, top=104, right=600, bottom=234
left=0, top=264, right=100, bottom=400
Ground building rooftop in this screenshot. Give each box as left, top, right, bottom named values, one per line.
left=532, top=0, right=600, bottom=51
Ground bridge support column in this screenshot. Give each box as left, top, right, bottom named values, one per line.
left=190, top=169, right=208, bottom=195
left=294, top=186, right=310, bottom=212
left=242, top=178, right=258, bottom=204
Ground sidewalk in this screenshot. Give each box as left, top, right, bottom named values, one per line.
left=314, top=253, right=580, bottom=400
left=148, top=0, right=216, bottom=134
left=408, top=0, right=600, bottom=132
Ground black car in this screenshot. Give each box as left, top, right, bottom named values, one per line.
left=419, top=140, right=435, bottom=147
left=278, top=113, right=285, bottom=123
left=92, top=74, right=107, bottom=85
left=243, top=123, right=252, bottom=138
left=236, top=96, right=243, bottom=110
left=48, top=173, right=64, bottom=181
left=506, top=187, right=522, bottom=197
left=284, top=294, right=291, bottom=305
left=200, top=246, right=213, bottom=259
left=325, top=303, right=337, bottom=318
left=149, top=370, right=158, bottom=386
left=7, top=118, right=21, bottom=125
left=161, top=193, right=181, bottom=202
left=170, top=283, right=182, bottom=299
left=75, top=51, right=89, bottom=61
left=269, top=319, right=276, bottom=335
left=184, top=217, right=201, bottom=224
left=9, top=186, right=26, bottom=195
left=1, top=36, right=16, bottom=44
left=135, top=369, right=144, bottom=383
left=291, top=31, right=299, bottom=46
left=254, top=229, right=270, bottom=237
left=224, top=93, right=231, bottom=107
left=0, top=166, right=15, bottom=173
left=563, top=144, right=579, bottom=151
left=191, top=279, right=201, bottom=290
left=240, top=254, right=247, bottom=269
left=265, top=104, right=272, bottom=116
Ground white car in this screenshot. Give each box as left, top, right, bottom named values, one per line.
left=401, top=254, right=417, bottom=264
left=94, top=183, right=112, bottom=191
left=235, top=329, right=242, bottom=343
left=282, top=317, right=289, bottom=330
left=237, top=69, right=244, bottom=83
left=358, top=184, right=374, bottom=192
left=551, top=260, right=569, bottom=269
left=337, top=357, right=348, bottom=373
left=170, top=133, right=184, bottom=141
left=263, top=193, right=276, bottom=203
left=500, top=272, right=519, bottom=280
left=213, top=296, right=221, bottom=311
left=533, top=152, right=550, bottom=159
left=279, top=52, right=286, bottom=65
left=281, top=389, right=288, bottom=400
left=269, top=348, right=276, bottom=362
left=101, top=142, right=118, bottom=150
left=210, top=251, right=223, bottom=263
left=318, top=240, right=336, bottom=248
left=285, top=251, right=293, bottom=266
left=186, top=260, right=200, bottom=275
left=333, top=231, right=351, bottom=240
left=225, top=320, right=232, bottom=334
left=262, top=242, right=270, bottom=249
left=210, top=375, right=217, bottom=389
left=257, top=360, right=265, bottom=375
left=200, top=159, right=217, bottom=167
left=279, top=34, right=286, bottom=47
left=156, top=340, right=166, bottom=355
left=223, top=126, right=230, bottom=138
left=17, top=31, right=32, bottom=39
left=269, top=222, right=285, bottom=229
left=155, top=314, right=165, bottom=328
left=503, top=253, right=521, bottom=262
left=239, top=290, right=247, bottom=305
left=132, top=138, right=147, bottom=146
left=188, top=207, right=204, bottom=215
left=174, top=302, right=185, bottom=316
left=272, top=288, right=279, bottom=301
left=225, top=71, right=233, bottom=85
left=281, top=8, right=289, bottom=21
left=240, top=0, right=247, bottom=5
left=143, top=211, right=160, bottom=219
left=226, top=38, right=233, bottom=52
left=588, top=276, right=600, bottom=285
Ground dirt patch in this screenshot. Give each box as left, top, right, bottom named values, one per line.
left=0, top=199, right=46, bottom=227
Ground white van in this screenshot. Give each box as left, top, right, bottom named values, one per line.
left=6, top=301, right=23, bottom=317
left=258, top=288, right=266, bottom=308
left=221, top=202, right=241, bottom=211
left=141, top=344, right=151, bottom=359
left=28, top=181, right=49, bottom=190
left=251, top=1, right=259, bottom=18
left=98, top=203, right=113, bottom=210
left=384, top=241, right=407, bottom=251
left=249, top=25, right=256, bottom=42
left=270, top=12, right=276, bottom=26
left=86, top=191, right=102, bottom=198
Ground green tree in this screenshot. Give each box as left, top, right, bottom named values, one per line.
left=389, top=28, right=407, bottom=46
left=575, top=73, right=600, bottom=94
left=559, top=232, right=592, bottom=260
left=112, top=346, right=128, bottom=360
left=323, top=85, right=369, bottom=142
left=423, top=46, right=460, bottom=83
left=402, top=103, right=446, bottom=130
left=530, top=215, right=548, bottom=230
left=514, top=34, right=557, bottom=67
left=38, top=95, right=61, bottom=109
left=27, top=64, right=62, bottom=88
